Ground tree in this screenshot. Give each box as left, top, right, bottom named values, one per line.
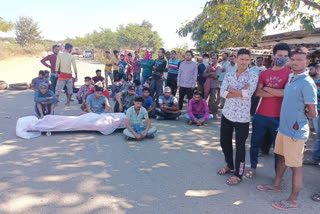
left=178, top=0, right=320, bottom=52
left=15, top=16, right=41, bottom=46
left=0, top=17, right=13, bottom=32
left=116, top=20, right=163, bottom=51
left=178, top=0, right=265, bottom=52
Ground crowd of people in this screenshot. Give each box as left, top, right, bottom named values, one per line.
left=33, top=42, right=320, bottom=211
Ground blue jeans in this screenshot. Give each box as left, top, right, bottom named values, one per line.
left=49, top=74, right=57, bottom=93
left=123, top=125, right=157, bottom=138
left=313, top=116, right=320, bottom=162
left=35, top=103, right=52, bottom=117
left=250, top=114, right=279, bottom=169
left=141, top=76, right=150, bottom=85
left=184, top=113, right=213, bottom=121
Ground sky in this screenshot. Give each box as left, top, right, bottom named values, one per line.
left=0, top=0, right=208, bottom=49
left=0, top=0, right=315, bottom=49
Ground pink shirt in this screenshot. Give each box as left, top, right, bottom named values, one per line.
left=256, top=67, right=292, bottom=117
left=187, top=98, right=210, bottom=120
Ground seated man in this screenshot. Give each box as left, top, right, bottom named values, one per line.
left=142, top=87, right=156, bottom=117
left=156, top=86, right=181, bottom=120
left=114, top=85, right=136, bottom=113
left=134, top=79, right=143, bottom=97
left=123, top=96, right=157, bottom=140
left=85, top=86, right=112, bottom=114
left=31, top=70, right=49, bottom=90
left=92, top=69, right=105, bottom=88
left=34, top=83, right=58, bottom=118
left=111, top=76, right=123, bottom=98
left=76, top=76, right=94, bottom=104
left=184, top=90, right=213, bottom=126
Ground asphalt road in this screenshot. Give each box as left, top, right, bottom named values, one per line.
left=0, top=57, right=319, bottom=214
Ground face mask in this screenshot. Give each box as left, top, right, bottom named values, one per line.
left=85, top=81, right=89, bottom=86
left=203, top=59, right=209, bottom=65
left=274, top=57, right=288, bottom=67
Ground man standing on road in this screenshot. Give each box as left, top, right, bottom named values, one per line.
left=150, top=48, right=167, bottom=100
left=103, top=50, right=113, bottom=86
left=132, top=51, right=141, bottom=81
left=246, top=43, right=292, bottom=179
left=203, top=53, right=222, bottom=119
left=112, top=50, right=120, bottom=79
left=41, top=45, right=60, bottom=93
left=166, top=50, right=180, bottom=96
left=177, top=50, right=198, bottom=110
left=55, top=43, right=78, bottom=106
left=257, top=47, right=317, bottom=211
left=218, top=49, right=258, bottom=185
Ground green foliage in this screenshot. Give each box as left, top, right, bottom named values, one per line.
left=178, top=0, right=320, bottom=52
left=171, top=43, right=189, bottom=53
left=65, top=20, right=163, bottom=55
left=15, top=16, right=41, bottom=46
left=0, top=17, right=13, bottom=32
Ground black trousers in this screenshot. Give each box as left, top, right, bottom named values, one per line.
left=220, top=115, right=249, bottom=178
left=155, top=109, right=181, bottom=120
left=178, top=87, right=193, bottom=110
left=250, top=95, right=261, bottom=116
left=167, top=73, right=178, bottom=96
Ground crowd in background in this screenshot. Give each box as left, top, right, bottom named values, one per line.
left=31, top=42, right=320, bottom=211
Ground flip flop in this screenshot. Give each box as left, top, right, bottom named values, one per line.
left=272, top=200, right=298, bottom=211
left=217, top=166, right=234, bottom=175
left=226, top=176, right=242, bottom=185
left=256, top=184, right=281, bottom=193
left=312, top=193, right=320, bottom=201
left=245, top=169, right=256, bottom=179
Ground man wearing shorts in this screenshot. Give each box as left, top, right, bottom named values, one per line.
left=55, top=43, right=78, bottom=106
left=257, top=47, right=318, bottom=211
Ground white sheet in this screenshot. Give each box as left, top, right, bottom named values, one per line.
left=16, top=113, right=126, bottom=139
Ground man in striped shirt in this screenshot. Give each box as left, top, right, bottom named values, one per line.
left=55, top=43, right=78, bottom=106
left=166, top=50, right=180, bottom=96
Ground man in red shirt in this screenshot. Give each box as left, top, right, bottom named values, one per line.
left=40, top=45, right=60, bottom=93
left=246, top=43, right=292, bottom=179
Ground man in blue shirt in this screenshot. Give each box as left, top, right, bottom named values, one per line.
left=257, top=47, right=318, bottom=211
left=142, top=87, right=156, bottom=117
left=85, top=86, right=112, bottom=114
left=34, top=83, right=59, bottom=118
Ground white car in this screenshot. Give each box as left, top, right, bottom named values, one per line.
left=83, top=50, right=93, bottom=58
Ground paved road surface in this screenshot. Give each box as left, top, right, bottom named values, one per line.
left=0, top=57, right=319, bottom=214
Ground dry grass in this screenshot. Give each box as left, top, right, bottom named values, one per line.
left=0, top=41, right=45, bottom=60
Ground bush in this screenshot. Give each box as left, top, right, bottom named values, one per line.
left=0, top=41, right=45, bottom=59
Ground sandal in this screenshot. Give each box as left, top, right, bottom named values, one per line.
left=226, top=176, right=241, bottom=185
left=272, top=200, right=298, bottom=211
left=245, top=169, right=256, bottom=179
left=217, top=166, right=234, bottom=175
left=312, top=193, right=320, bottom=201
left=256, top=184, right=281, bottom=193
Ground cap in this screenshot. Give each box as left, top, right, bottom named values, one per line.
left=128, top=85, right=135, bottom=91
left=164, top=86, right=171, bottom=93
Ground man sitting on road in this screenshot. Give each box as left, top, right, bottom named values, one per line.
left=76, top=76, right=94, bottom=104
left=34, top=83, right=58, bottom=118
left=123, top=96, right=157, bottom=140
left=31, top=70, right=49, bottom=91
left=155, top=86, right=181, bottom=120
left=184, top=90, right=212, bottom=126
left=142, top=87, right=156, bottom=117
left=92, top=69, right=105, bottom=88
left=85, top=86, right=112, bottom=114
left=114, top=85, right=136, bottom=113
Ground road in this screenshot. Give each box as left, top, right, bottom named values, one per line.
left=0, top=57, right=319, bottom=214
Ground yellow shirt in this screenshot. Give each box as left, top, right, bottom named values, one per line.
left=111, top=56, right=120, bottom=71
left=55, top=52, right=77, bottom=74
left=103, top=57, right=112, bottom=72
